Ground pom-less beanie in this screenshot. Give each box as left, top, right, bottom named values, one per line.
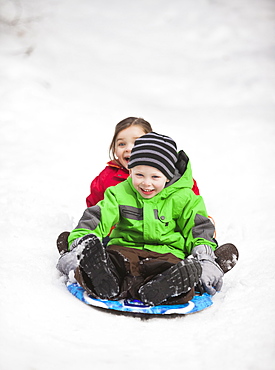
left=128, top=132, right=178, bottom=180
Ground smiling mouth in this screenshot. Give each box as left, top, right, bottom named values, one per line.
left=140, top=188, right=154, bottom=193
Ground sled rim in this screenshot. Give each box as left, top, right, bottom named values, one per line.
left=67, top=282, right=213, bottom=316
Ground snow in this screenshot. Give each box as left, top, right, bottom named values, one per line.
left=0, top=0, right=275, bottom=369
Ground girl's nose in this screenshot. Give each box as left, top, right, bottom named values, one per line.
left=125, top=143, right=133, bottom=152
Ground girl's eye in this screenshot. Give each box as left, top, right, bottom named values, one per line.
left=118, top=142, right=125, bottom=147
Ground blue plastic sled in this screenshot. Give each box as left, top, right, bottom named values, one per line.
left=67, top=282, right=213, bottom=316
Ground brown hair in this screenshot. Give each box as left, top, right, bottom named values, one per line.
left=109, top=117, right=153, bottom=160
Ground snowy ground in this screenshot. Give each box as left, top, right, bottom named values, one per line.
left=0, top=0, right=275, bottom=369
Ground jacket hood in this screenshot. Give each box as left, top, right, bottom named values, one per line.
left=107, top=160, right=128, bottom=171
left=164, top=149, right=193, bottom=190
left=162, top=159, right=194, bottom=197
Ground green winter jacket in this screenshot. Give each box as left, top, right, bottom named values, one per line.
left=68, top=157, right=216, bottom=259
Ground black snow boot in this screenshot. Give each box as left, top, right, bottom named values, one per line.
left=138, top=258, right=202, bottom=306
left=214, top=243, right=239, bottom=273
left=78, top=235, right=120, bottom=300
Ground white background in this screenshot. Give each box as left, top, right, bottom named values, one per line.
left=0, top=0, right=274, bottom=369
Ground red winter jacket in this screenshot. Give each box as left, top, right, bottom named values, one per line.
left=86, top=160, right=200, bottom=207
left=86, top=161, right=129, bottom=207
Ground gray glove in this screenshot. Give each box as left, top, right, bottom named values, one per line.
left=56, top=234, right=96, bottom=277
left=192, top=245, right=224, bottom=295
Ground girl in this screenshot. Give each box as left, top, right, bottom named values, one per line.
left=86, top=117, right=154, bottom=207
left=58, top=132, right=228, bottom=306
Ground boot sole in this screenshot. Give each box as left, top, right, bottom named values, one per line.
left=139, top=259, right=201, bottom=306
left=79, top=236, right=119, bottom=299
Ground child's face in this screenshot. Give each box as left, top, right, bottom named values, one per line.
left=115, top=125, right=146, bottom=169
left=129, top=165, right=169, bottom=199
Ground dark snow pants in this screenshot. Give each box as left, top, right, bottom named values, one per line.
left=75, top=245, right=195, bottom=305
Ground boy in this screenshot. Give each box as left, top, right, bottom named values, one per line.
left=58, top=132, right=226, bottom=306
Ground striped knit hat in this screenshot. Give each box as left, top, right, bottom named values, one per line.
left=128, top=132, right=178, bottom=180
